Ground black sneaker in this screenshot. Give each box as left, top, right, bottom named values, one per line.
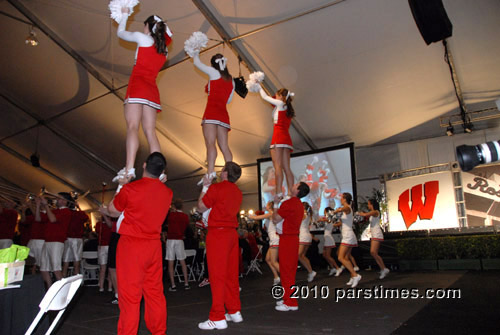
left=111, top=298, right=119, bottom=305
left=168, top=286, right=177, bottom=292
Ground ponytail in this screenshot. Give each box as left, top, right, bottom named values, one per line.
left=144, top=15, right=169, bottom=55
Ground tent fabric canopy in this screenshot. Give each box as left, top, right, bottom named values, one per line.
left=1, top=0, right=499, bottom=211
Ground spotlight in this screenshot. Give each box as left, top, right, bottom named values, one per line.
left=25, top=27, right=38, bottom=47
left=463, top=121, right=474, bottom=133
left=446, top=122, right=454, bottom=136
left=456, top=140, right=500, bottom=171
left=30, top=153, right=40, bottom=167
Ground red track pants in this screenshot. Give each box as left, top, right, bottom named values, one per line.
left=279, top=234, right=299, bottom=307
left=206, top=227, right=241, bottom=321
left=116, top=236, right=166, bottom=335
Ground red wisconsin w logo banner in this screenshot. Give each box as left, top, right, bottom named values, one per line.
left=398, top=181, right=439, bottom=229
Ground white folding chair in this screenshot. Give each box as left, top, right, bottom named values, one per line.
left=25, top=274, right=83, bottom=335
left=174, top=249, right=197, bottom=282
left=81, top=251, right=100, bottom=286
left=246, top=245, right=263, bottom=275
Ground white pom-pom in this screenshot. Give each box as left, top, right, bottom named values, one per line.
left=246, top=71, right=265, bottom=92
left=184, top=31, right=209, bottom=58
left=249, top=71, right=265, bottom=83
left=109, top=0, right=140, bottom=24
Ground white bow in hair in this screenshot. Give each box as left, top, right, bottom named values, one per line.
left=286, top=91, right=295, bottom=99
left=215, top=57, right=227, bottom=71
left=152, top=15, right=162, bottom=33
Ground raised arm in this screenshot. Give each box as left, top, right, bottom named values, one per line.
left=193, top=53, right=220, bottom=80
left=117, top=8, right=153, bottom=47
left=259, top=88, right=283, bottom=106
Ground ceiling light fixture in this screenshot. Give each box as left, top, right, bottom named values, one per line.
left=446, top=122, right=454, bottom=136
left=25, top=26, right=38, bottom=46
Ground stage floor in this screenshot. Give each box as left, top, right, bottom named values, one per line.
left=52, top=266, right=499, bottom=334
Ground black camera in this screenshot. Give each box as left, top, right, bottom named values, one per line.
left=456, top=140, right=500, bottom=171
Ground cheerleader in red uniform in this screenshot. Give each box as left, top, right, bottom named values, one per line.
left=259, top=87, right=295, bottom=198
left=192, top=52, right=235, bottom=184
left=113, top=7, right=172, bottom=182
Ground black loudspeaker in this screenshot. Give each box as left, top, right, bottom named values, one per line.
left=408, top=0, right=453, bottom=45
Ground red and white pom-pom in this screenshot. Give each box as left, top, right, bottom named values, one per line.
left=184, top=31, right=208, bottom=58
left=109, top=0, right=139, bottom=23
left=246, top=71, right=265, bottom=93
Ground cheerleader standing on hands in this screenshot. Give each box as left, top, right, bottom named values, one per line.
left=192, top=51, right=235, bottom=184
left=113, top=6, right=172, bottom=182
left=358, top=199, right=390, bottom=279
left=258, top=87, right=295, bottom=198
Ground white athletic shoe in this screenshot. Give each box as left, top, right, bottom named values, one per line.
left=329, top=268, right=336, bottom=276
left=379, top=268, right=390, bottom=279
left=197, top=172, right=217, bottom=186
left=335, top=267, right=343, bottom=277
left=353, top=266, right=360, bottom=272
left=273, top=277, right=280, bottom=285
left=225, top=311, right=243, bottom=323
left=307, top=271, right=317, bottom=283
left=112, top=168, right=127, bottom=183
left=351, top=275, right=362, bottom=288
left=346, top=277, right=354, bottom=286
left=275, top=304, right=299, bottom=312
left=198, top=319, right=228, bottom=330
left=276, top=299, right=284, bottom=306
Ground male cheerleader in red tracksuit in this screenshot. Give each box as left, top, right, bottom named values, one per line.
left=196, top=162, right=243, bottom=330
left=104, top=152, right=172, bottom=335
left=272, top=182, right=310, bottom=311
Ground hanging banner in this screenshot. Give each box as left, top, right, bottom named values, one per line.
left=386, top=171, right=458, bottom=231
left=462, top=165, right=500, bottom=227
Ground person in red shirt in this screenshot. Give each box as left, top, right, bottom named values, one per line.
left=0, top=200, right=19, bottom=249
left=103, top=152, right=172, bottom=335
left=18, top=204, right=35, bottom=247
left=166, top=198, right=190, bottom=291
left=62, top=205, right=89, bottom=277
left=196, top=161, right=243, bottom=330
left=272, top=182, right=310, bottom=311
left=28, top=200, right=47, bottom=274
left=38, top=193, right=72, bottom=288
left=96, top=214, right=113, bottom=292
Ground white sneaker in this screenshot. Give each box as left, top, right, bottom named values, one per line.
left=275, top=304, right=298, bottom=312
left=127, top=168, right=136, bottom=179
left=112, top=168, right=127, bottom=183
left=379, top=268, right=390, bottom=279
left=351, top=275, right=362, bottom=288
left=225, top=311, right=243, bottom=323
left=276, top=299, right=284, bottom=306
left=353, top=266, right=360, bottom=272
left=329, top=268, right=336, bottom=276
left=340, top=265, right=345, bottom=270
left=346, top=277, right=354, bottom=285
left=273, top=277, right=280, bottom=285
left=197, top=172, right=217, bottom=186
left=307, top=271, right=317, bottom=283
left=198, top=319, right=228, bottom=330
left=335, top=267, right=343, bottom=277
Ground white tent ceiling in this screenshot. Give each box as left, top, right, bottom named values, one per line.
left=1, top=0, right=499, bottom=211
